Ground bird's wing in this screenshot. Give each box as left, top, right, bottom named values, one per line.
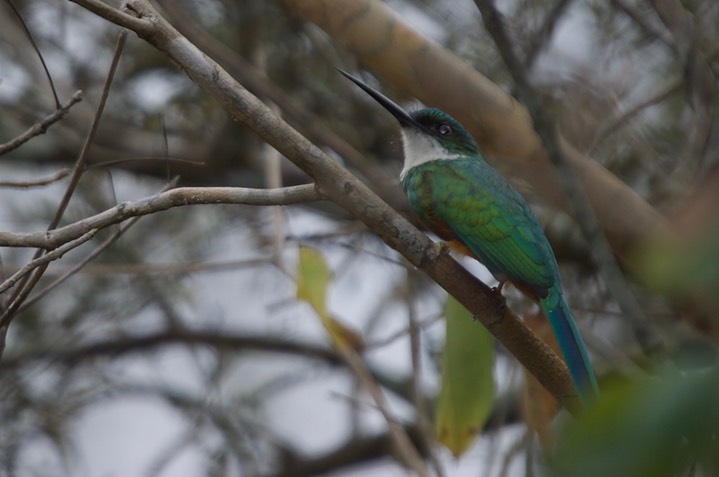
left=428, top=161, right=557, bottom=295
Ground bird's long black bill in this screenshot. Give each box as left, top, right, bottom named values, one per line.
left=337, top=68, right=419, bottom=128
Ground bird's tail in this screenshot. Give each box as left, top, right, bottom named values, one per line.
left=539, top=289, right=599, bottom=402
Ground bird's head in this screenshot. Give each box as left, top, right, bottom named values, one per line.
left=339, top=69, right=479, bottom=162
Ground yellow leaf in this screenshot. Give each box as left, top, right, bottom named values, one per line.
left=435, top=295, right=495, bottom=456
left=296, top=246, right=363, bottom=350
left=296, top=245, right=331, bottom=317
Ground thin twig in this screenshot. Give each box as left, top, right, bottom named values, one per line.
left=335, top=345, right=431, bottom=477
left=0, top=184, right=322, bottom=249
left=0, top=31, right=127, bottom=329
left=524, top=0, right=574, bottom=71
left=474, top=0, right=661, bottom=355
left=18, top=178, right=180, bottom=313
left=589, top=80, right=682, bottom=154
left=6, top=0, right=61, bottom=107
left=0, top=91, right=83, bottom=156
left=86, top=156, right=206, bottom=170
left=407, top=272, right=445, bottom=477
left=0, top=169, right=71, bottom=188
left=9, top=257, right=272, bottom=278
left=69, top=0, right=152, bottom=34
left=610, top=0, right=675, bottom=51
left=0, top=230, right=97, bottom=294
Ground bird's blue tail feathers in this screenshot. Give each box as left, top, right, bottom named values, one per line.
left=539, top=289, right=599, bottom=403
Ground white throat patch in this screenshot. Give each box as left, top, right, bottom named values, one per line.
left=399, top=128, right=463, bottom=180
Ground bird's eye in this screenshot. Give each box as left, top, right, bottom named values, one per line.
left=438, top=124, right=452, bottom=136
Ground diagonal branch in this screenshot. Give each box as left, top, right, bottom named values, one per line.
left=0, top=91, right=83, bottom=156
left=65, top=0, right=583, bottom=410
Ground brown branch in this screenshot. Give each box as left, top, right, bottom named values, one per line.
left=0, top=169, right=72, bottom=188
left=274, top=425, right=427, bottom=477
left=0, top=329, right=341, bottom=368
left=0, top=184, right=321, bottom=249
left=0, top=91, right=82, bottom=156
left=105, top=0, right=580, bottom=409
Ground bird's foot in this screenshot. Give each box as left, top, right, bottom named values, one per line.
left=436, top=241, right=453, bottom=256
left=492, top=280, right=507, bottom=295
left=491, top=282, right=509, bottom=312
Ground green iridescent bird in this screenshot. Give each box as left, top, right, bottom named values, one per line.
left=340, top=70, right=599, bottom=402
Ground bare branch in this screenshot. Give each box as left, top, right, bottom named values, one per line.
left=6, top=0, right=61, bottom=107
left=590, top=81, right=682, bottom=154
left=0, top=329, right=340, bottom=368
left=0, top=230, right=97, bottom=294
left=0, top=169, right=71, bottom=188
left=407, top=272, right=445, bottom=477
left=18, top=178, right=180, bottom=313
left=68, top=0, right=152, bottom=34
left=333, top=344, right=430, bottom=477
left=610, top=0, right=674, bottom=50
left=524, top=0, right=573, bottom=71
left=0, top=184, right=321, bottom=249
left=0, top=31, right=127, bottom=330
left=0, top=91, right=82, bottom=156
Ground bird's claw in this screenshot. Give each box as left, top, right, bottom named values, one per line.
left=492, top=281, right=507, bottom=295
left=437, top=241, right=452, bottom=256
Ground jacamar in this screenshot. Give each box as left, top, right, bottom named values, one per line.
left=340, top=69, right=598, bottom=402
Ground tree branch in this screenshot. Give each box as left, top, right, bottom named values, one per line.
left=0, top=184, right=321, bottom=249
left=0, top=329, right=340, bottom=368
left=0, top=31, right=127, bottom=330
left=0, top=230, right=96, bottom=294
left=0, top=91, right=83, bottom=156
left=0, top=169, right=72, bottom=188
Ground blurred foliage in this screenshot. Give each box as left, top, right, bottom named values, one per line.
left=296, top=245, right=363, bottom=350
left=435, top=295, right=495, bottom=456
left=553, top=368, right=719, bottom=477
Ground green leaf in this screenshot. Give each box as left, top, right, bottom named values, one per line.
left=296, top=245, right=331, bottom=318
left=435, top=295, right=495, bottom=456
left=296, top=245, right=362, bottom=350
left=552, top=368, right=719, bottom=477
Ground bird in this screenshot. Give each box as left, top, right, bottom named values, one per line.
left=339, top=69, right=599, bottom=402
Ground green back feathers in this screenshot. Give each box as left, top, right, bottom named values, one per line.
left=401, top=158, right=557, bottom=297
